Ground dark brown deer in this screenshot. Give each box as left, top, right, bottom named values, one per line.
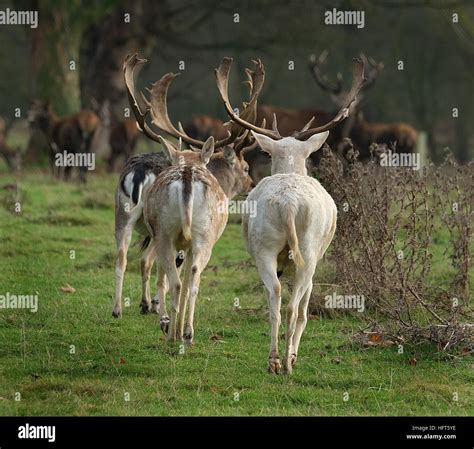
left=310, top=51, right=418, bottom=159
left=184, top=114, right=230, bottom=141
left=27, top=100, right=100, bottom=182
left=107, top=118, right=140, bottom=171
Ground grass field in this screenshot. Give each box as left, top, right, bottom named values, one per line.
left=0, top=167, right=472, bottom=416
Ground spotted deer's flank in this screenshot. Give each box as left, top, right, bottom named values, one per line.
left=215, top=56, right=365, bottom=373
left=144, top=136, right=228, bottom=342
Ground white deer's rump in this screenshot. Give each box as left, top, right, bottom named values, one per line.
left=244, top=174, right=337, bottom=267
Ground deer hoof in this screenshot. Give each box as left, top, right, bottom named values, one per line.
left=150, top=301, right=159, bottom=314
left=139, top=302, right=151, bottom=314
left=160, top=316, right=170, bottom=334
left=268, top=356, right=281, bottom=374
left=290, top=353, right=297, bottom=367
left=112, top=307, right=122, bottom=318
left=183, top=328, right=193, bottom=345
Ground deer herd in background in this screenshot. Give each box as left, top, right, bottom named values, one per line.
left=0, top=51, right=418, bottom=374
left=1, top=51, right=418, bottom=186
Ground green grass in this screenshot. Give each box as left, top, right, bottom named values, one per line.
left=0, top=168, right=472, bottom=416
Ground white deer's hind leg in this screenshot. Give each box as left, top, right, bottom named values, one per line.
left=256, top=252, right=282, bottom=374
left=140, top=243, right=156, bottom=314
left=112, top=224, right=133, bottom=318
left=283, top=270, right=312, bottom=374
left=291, top=280, right=313, bottom=365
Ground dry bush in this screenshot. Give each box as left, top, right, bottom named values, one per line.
left=310, top=140, right=473, bottom=353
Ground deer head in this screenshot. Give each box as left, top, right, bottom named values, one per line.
left=309, top=50, right=382, bottom=112
left=27, top=99, right=54, bottom=133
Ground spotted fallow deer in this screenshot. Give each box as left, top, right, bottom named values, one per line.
left=215, top=56, right=366, bottom=373
left=112, top=54, right=256, bottom=323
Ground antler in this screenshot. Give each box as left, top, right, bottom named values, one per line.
left=308, top=50, right=343, bottom=95
left=293, top=57, right=366, bottom=139
left=124, top=53, right=239, bottom=149
left=216, top=56, right=365, bottom=141
left=148, top=73, right=238, bottom=149
left=123, top=54, right=162, bottom=143
left=215, top=58, right=282, bottom=140
left=359, top=53, right=384, bottom=91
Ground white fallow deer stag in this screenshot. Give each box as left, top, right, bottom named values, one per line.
left=112, top=55, right=257, bottom=332
left=215, top=56, right=366, bottom=373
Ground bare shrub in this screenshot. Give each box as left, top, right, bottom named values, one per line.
left=310, top=141, right=473, bottom=353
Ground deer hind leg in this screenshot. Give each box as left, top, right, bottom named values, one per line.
left=140, top=243, right=156, bottom=314
left=159, top=240, right=181, bottom=342
left=182, top=246, right=212, bottom=345
left=153, top=251, right=185, bottom=333
left=283, top=268, right=313, bottom=375
left=291, top=280, right=313, bottom=365
left=112, top=223, right=133, bottom=318
left=255, top=250, right=282, bottom=374
left=152, top=263, right=171, bottom=334
left=176, top=256, right=192, bottom=342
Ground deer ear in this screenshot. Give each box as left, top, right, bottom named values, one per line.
left=223, top=145, right=236, bottom=165
left=251, top=131, right=276, bottom=155
left=304, top=131, right=329, bottom=155
left=158, top=136, right=178, bottom=163
left=201, top=136, right=214, bottom=165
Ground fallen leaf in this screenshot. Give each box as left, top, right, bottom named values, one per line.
left=119, top=357, right=126, bottom=365
left=59, top=284, right=76, bottom=293
left=369, top=333, right=382, bottom=343
left=331, top=357, right=342, bottom=364
left=408, top=357, right=417, bottom=366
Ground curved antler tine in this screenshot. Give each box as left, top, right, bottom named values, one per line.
left=140, top=90, right=151, bottom=108
left=149, top=70, right=234, bottom=149
left=123, top=53, right=162, bottom=143
left=178, top=137, right=182, bottom=150
left=300, top=116, right=315, bottom=132
left=215, top=57, right=280, bottom=140
left=178, top=121, right=186, bottom=135
left=309, top=49, right=343, bottom=95
left=296, top=57, right=366, bottom=140
left=319, top=49, right=329, bottom=63
left=232, top=129, right=251, bottom=156
left=240, top=136, right=260, bottom=157
left=271, top=113, right=281, bottom=138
